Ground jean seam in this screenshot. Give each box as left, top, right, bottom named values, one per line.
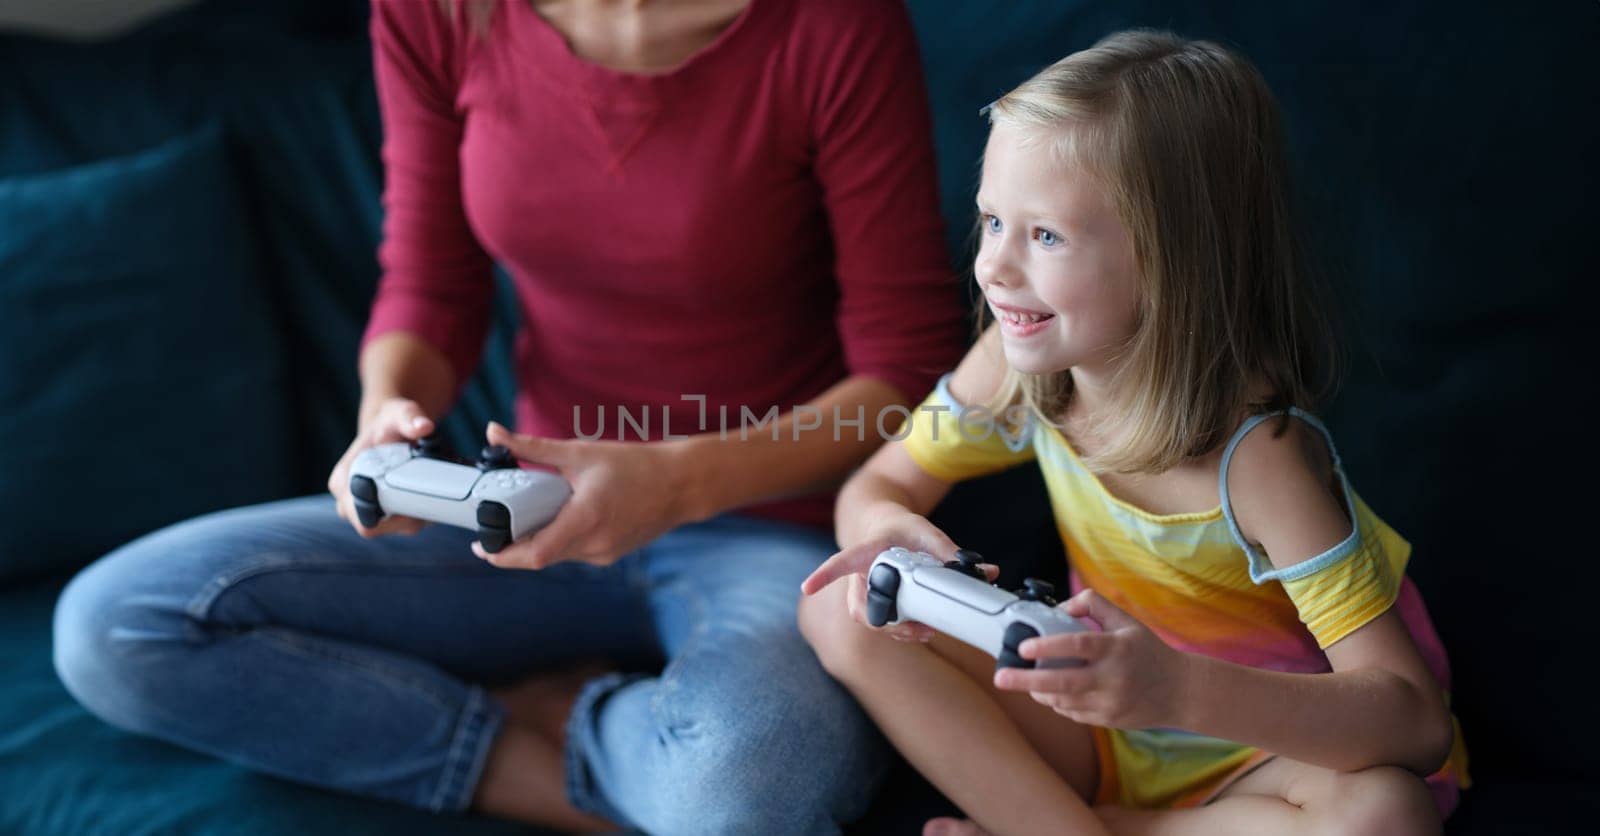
left=432, top=686, right=502, bottom=813
left=564, top=671, right=647, bottom=825
left=246, top=626, right=459, bottom=710
left=185, top=553, right=489, bottom=709
left=183, top=552, right=499, bottom=622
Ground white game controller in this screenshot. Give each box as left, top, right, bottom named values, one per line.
left=867, top=547, right=1089, bottom=669
left=349, top=435, right=570, bottom=553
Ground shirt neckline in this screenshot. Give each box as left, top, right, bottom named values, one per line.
left=507, top=0, right=780, bottom=101
left=1038, top=420, right=1227, bottom=525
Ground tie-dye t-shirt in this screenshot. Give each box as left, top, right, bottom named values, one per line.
left=898, top=375, right=1470, bottom=812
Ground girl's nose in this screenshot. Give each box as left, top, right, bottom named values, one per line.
left=976, top=241, right=1022, bottom=290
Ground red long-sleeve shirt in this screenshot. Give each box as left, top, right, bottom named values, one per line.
left=363, top=0, right=966, bottom=528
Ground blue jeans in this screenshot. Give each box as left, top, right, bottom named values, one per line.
left=53, top=495, right=887, bottom=834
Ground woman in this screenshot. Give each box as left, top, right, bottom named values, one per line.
left=52, top=0, right=965, bottom=833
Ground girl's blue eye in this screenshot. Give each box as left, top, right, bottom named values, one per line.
left=985, top=214, right=1002, bottom=234
left=1036, top=228, right=1061, bottom=247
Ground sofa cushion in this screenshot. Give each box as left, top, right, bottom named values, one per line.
left=0, top=124, right=297, bottom=582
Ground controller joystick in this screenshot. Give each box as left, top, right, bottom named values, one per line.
left=1017, top=578, right=1058, bottom=606
left=944, top=548, right=989, bottom=581
left=413, top=433, right=447, bottom=459
left=477, top=445, right=517, bottom=471
left=867, top=547, right=1088, bottom=669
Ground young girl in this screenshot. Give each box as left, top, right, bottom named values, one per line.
left=799, top=29, right=1469, bottom=835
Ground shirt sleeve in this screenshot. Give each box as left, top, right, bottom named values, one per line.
left=1277, top=494, right=1410, bottom=649
left=361, top=0, right=495, bottom=387
left=800, top=0, right=968, bottom=405
left=899, top=375, right=1037, bottom=482
left=1221, top=412, right=1412, bottom=649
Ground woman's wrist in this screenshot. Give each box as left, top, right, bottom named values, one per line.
left=661, top=435, right=720, bottom=525
left=356, top=392, right=402, bottom=432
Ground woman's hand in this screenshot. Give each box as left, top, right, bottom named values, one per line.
left=992, top=589, right=1191, bottom=730
left=799, top=507, right=995, bottom=643
left=470, top=421, right=692, bottom=569
left=327, top=397, right=434, bottom=537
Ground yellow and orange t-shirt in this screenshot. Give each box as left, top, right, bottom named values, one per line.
left=897, top=376, right=1470, bottom=811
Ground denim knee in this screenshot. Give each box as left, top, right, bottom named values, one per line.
left=638, top=665, right=888, bottom=835
left=53, top=548, right=191, bottom=735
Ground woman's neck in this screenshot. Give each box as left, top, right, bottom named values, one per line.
left=531, top=0, right=751, bottom=74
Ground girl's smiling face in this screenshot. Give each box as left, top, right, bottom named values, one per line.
left=974, top=122, right=1141, bottom=378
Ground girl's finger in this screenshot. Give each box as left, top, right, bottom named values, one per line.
left=1019, top=630, right=1107, bottom=664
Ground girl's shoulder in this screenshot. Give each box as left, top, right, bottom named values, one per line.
left=1220, top=410, right=1352, bottom=568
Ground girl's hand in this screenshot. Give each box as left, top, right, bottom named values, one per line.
left=469, top=422, right=690, bottom=569
left=800, top=508, right=996, bottom=643
left=992, top=589, right=1191, bottom=730
left=327, top=397, right=434, bottom=538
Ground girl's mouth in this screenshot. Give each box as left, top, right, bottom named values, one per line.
left=993, top=303, right=1056, bottom=336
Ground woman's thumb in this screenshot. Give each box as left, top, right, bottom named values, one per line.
left=487, top=421, right=569, bottom=467
left=384, top=400, right=432, bottom=440
left=401, top=409, right=432, bottom=438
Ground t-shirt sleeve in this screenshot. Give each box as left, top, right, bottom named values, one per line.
left=1276, top=494, right=1410, bottom=649
left=361, top=0, right=495, bottom=387
left=1223, top=413, right=1411, bottom=649
left=898, top=375, right=1037, bottom=482
left=801, top=1, right=967, bottom=404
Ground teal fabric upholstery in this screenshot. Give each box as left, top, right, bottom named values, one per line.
left=0, top=0, right=519, bottom=491
left=0, top=125, right=296, bottom=582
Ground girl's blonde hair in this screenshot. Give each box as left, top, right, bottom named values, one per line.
left=982, top=29, right=1339, bottom=474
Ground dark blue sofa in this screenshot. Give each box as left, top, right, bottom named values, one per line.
left=2, top=1, right=1595, bottom=833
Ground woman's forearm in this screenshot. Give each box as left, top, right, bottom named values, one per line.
left=671, top=375, right=912, bottom=522
left=1178, top=653, right=1455, bottom=776
left=356, top=332, right=458, bottom=430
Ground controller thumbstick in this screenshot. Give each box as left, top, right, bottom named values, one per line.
left=478, top=445, right=516, bottom=471
left=947, top=549, right=987, bottom=581
left=415, top=433, right=445, bottom=458
left=1019, top=578, right=1057, bottom=606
